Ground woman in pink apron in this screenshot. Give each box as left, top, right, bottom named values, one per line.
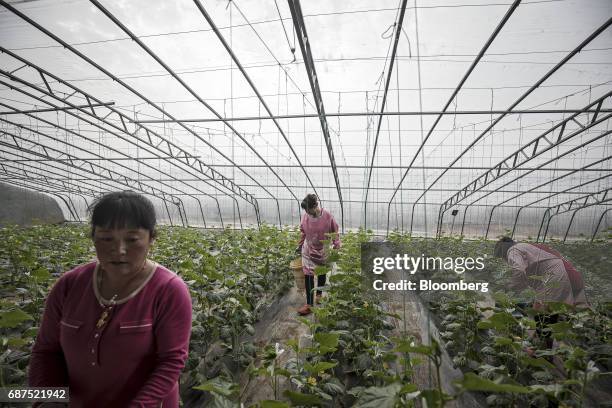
left=296, top=194, right=341, bottom=316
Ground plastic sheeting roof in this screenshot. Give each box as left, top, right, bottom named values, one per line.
left=0, top=0, right=611, bottom=236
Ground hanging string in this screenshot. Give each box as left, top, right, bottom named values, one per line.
left=414, top=0, right=427, bottom=238
left=273, top=0, right=295, bottom=62
left=397, top=57, right=404, bottom=232
left=302, top=94, right=306, bottom=184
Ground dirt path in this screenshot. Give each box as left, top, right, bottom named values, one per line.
left=240, top=285, right=314, bottom=405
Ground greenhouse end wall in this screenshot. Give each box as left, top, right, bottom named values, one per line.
left=0, top=182, right=65, bottom=227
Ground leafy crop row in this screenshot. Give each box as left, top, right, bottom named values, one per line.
left=1, top=224, right=610, bottom=407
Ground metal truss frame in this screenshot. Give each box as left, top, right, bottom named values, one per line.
left=386, top=12, right=612, bottom=235
left=0, top=3, right=270, bottom=225
left=0, top=147, right=199, bottom=227
left=0, top=103, right=115, bottom=116
left=0, top=101, right=230, bottom=225
left=87, top=0, right=295, bottom=223
left=0, top=162, right=136, bottom=223
left=439, top=92, right=612, bottom=212
left=287, top=0, right=344, bottom=231
left=504, top=171, right=612, bottom=239
left=0, top=47, right=255, bottom=226
left=436, top=92, right=612, bottom=236
left=0, top=140, right=193, bottom=226
left=0, top=124, right=220, bottom=228
left=450, top=129, right=612, bottom=237
left=0, top=71, right=244, bottom=228
left=0, top=107, right=227, bottom=229
left=537, top=188, right=611, bottom=242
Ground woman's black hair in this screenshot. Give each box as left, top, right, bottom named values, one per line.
left=88, top=191, right=157, bottom=239
left=301, top=193, right=318, bottom=211
left=494, top=236, right=515, bottom=260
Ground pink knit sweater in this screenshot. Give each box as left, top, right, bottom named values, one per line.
left=29, top=261, right=192, bottom=407
left=298, top=208, right=340, bottom=275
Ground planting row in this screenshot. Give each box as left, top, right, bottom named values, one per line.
left=1, top=224, right=610, bottom=407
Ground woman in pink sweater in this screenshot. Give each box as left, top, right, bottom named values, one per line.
left=296, top=194, right=341, bottom=316
left=29, top=191, right=192, bottom=407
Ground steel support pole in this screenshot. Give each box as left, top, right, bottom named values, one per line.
left=286, top=0, right=344, bottom=231
left=176, top=199, right=187, bottom=227
left=536, top=209, right=550, bottom=242
left=460, top=205, right=470, bottom=237
left=136, top=108, right=612, bottom=123
left=542, top=213, right=554, bottom=242
left=511, top=207, right=525, bottom=239
left=591, top=208, right=611, bottom=241
left=484, top=206, right=497, bottom=240
left=193, top=196, right=207, bottom=228
left=563, top=209, right=579, bottom=242
left=162, top=200, right=173, bottom=227
left=435, top=204, right=444, bottom=238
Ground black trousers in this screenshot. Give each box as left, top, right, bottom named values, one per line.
left=535, top=313, right=559, bottom=349
left=304, top=274, right=327, bottom=305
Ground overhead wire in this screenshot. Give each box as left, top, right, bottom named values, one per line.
left=5, top=0, right=568, bottom=52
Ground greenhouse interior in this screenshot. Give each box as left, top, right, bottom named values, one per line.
left=0, top=0, right=611, bottom=407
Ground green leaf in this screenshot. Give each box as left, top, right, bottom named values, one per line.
left=544, top=301, right=572, bottom=313
left=487, top=312, right=518, bottom=330
left=286, top=339, right=299, bottom=350
left=283, top=390, right=322, bottom=406
left=549, top=321, right=572, bottom=334
left=314, top=265, right=329, bottom=275
left=399, top=383, right=419, bottom=394
left=193, top=377, right=237, bottom=398
left=314, top=332, right=339, bottom=353
left=494, top=337, right=513, bottom=347
left=520, top=318, right=537, bottom=329
left=420, top=389, right=445, bottom=408
left=477, top=320, right=493, bottom=330
left=588, top=344, right=612, bottom=357
left=22, top=326, right=38, bottom=338
left=394, top=343, right=432, bottom=355
left=7, top=337, right=28, bottom=348
left=321, top=381, right=344, bottom=395
left=304, top=361, right=337, bottom=374
left=520, top=356, right=555, bottom=370
left=32, top=267, right=51, bottom=282
left=0, top=309, right=34, bottom=328
left=456, top=373, right=531, bottom=394
left=353, top=383, right=401, bottom=408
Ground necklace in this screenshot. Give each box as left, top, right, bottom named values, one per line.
left=97, top=259, right=148, bottom=304
left=95, top=259, right=149, bottom=329
left=96, top=294, right=117, bottom=329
